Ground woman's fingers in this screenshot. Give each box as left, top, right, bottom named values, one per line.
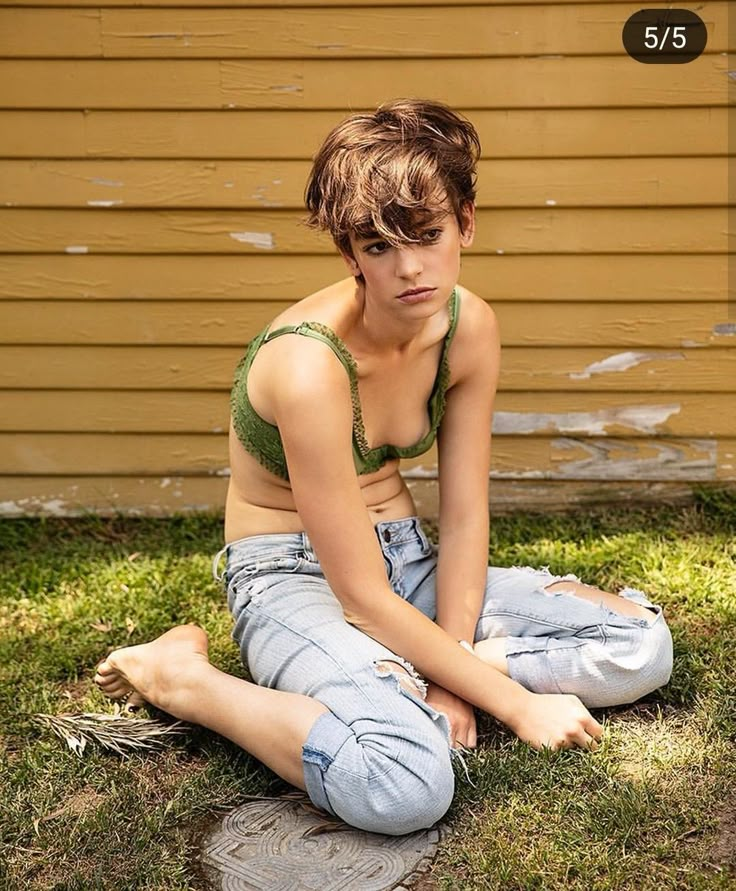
left=584, top=714, right=605, bottom=742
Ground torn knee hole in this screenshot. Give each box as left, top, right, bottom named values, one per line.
left=374, top=659, right=427, bottom=699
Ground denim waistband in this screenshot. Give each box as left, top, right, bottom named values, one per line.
left=212, top=515, right=426, bottom=583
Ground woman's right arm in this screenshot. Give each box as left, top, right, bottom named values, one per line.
left=270, top=336, right=602, bottom=750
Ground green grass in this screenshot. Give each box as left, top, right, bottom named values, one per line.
left=1, top=487, right=734, bottom=890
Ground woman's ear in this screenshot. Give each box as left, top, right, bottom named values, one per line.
left=458, top=201, right=476, bottom=248
left=339, top=247, right=363, bottom=278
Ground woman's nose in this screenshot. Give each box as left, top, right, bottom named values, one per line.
left=395, top=245, right=423, bottom=277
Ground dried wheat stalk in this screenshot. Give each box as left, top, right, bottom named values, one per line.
left=34, top=711, right=190, bottom=757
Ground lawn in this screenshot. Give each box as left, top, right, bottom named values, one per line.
left=1, top=487, right=734, bottom=890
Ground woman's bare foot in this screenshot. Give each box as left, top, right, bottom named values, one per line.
left=94, top=624, right=210, bottom=717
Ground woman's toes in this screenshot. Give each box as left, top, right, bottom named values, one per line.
left=124, top=692, right=146, bottom=712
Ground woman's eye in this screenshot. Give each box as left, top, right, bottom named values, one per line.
left=423, top=229, right=442, bottom=241
left=366, top=241, right=389, bottom=254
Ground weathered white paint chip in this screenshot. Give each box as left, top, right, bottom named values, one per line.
left=90, top=178, right=124, bottom=187
left=401, top=465, right=439, bottom=479
left=160, top=477, right=172, bottom=488
left=570, top=351, right=684, bottom=380
left=545, top=199, right=557, bottom=206
left=0, top=501, right=24, bottom=516
left=229, top=231, right=274, bottom=249
left=269, top=84, right=302, bottom=93
left=494, top=404, right=681, bottom=436
left=65, top=245, right=89, bottom=254
left=713, top=323, right=736, bottom=336
left=87, top=200, right=123, bottom=207
left=214, top=468, right=231, bottom=477
left=551, top=437, right=716, bottom=480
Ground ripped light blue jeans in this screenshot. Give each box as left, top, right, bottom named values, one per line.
left=213, top=515, right=673, bottom=836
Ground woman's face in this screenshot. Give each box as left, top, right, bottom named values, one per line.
left=342, top=200, right=475, bottom=308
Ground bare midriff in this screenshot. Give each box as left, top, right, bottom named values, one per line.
left=224, top=430, right=417, bottom=542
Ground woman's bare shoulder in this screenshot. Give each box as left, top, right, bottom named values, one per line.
left=266, top=278, right=354, bottom=331
left=450, top=285, right=500, bottom=380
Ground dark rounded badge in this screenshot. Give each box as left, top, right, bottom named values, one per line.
left=622, top=9, right=707, bottom=63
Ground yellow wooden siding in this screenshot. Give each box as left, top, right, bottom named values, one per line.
left=0, top=57, right=728, bottom=108
left=0, top=255, right=723, bottom=301
left=3, top=392, right=736, bottom=437
left=0, top=4, right=728, bottom=57
left=1, top=109, right=726, bottom=159
left=0, top=2, right=732, bottom=517
left=2, top=159, right=728, bottom=208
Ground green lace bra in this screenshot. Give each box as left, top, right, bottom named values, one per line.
left=230, top=286, right=460, bottom=481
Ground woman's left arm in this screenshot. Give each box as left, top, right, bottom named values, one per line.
left=425, top=292, right=500, bottom=748
left=435, top=291, right=500, bottom=641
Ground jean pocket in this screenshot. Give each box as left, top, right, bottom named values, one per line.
left=227, top=554, right=304, bottom=612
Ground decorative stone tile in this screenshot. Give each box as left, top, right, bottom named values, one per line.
left=200, top=796, right=448, bottom=890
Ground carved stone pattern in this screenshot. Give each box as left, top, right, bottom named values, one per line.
left=201, top=799, right=445, bottom=890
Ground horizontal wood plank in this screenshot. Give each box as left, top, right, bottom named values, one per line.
left=0, top=56, right=728, bottom=109
left=0, top=0, right=660, bottom=7
left=4, top=300, right=734, bottom=348
left=1, top=158, right=726, bottom=208
left=2, top=432, right=733, bottom=480
left=5, top=476, right=729, bottom=519
left=0, top=255, right=723, bottom=302
left=2, top=390, right=735, bottom=437
left=1, top=346, right=733, bottom=390
left=0, top=208, right=727, bottom=253
left=0, top=5, right=728, bottom=57
left=2, top=109, right=725, bottom=159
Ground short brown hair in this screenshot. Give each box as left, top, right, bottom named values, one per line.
left=302, top=98, right=481, bottom=260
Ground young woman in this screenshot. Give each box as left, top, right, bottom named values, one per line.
left=95, top=98, right=673, bottom=836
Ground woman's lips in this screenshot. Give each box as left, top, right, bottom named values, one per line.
left=397, top=288, right=436, bottom=304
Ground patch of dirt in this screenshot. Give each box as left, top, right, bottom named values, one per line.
left=57, top=678, right=89, bottom=706
left=36, top=786, right=106, bottom=825
left=710, top=796, right=736, bottom=871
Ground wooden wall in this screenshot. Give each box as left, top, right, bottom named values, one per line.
left=0, top=1, right=732, bottom=517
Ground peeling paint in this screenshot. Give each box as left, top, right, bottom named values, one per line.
left=223, top=182, right=234, bottom=188
left=160, top=478, right=171, bottom=488
left=570, top=351, right=684, bottom=380
left=315, top=43, right=347, bottom=50
left=229, top=231, right=274, bottom=249
left=91, top=178, right=123, bottom=187
left=713, top=323, right=736, bottom=336
left=213, top=468, right=231, bottom=477
left=0, top=501, right=24, bottom=516
left=65, top=245, right=89, bottom=254
left=551, top=437, right=716, bottom=480
left=399, top=465, right=437, bottom=479
left=3, top=498, right=70, bottom=516
left=496, top=249, right=504, bottom=254
left=87, top=200, right=123, bottom=207
left=494, top=404, right=681, bottom=436
left=268, top=84, right=303, bottom=93
left=545, top=199, right=557, bottom=206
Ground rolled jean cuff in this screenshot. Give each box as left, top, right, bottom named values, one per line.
left=301, top=710, right=353, bottom=817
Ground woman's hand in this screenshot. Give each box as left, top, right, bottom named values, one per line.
left=509, top=691, right=604, bottom=751
left=425, top=681, right=477, bottom=749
